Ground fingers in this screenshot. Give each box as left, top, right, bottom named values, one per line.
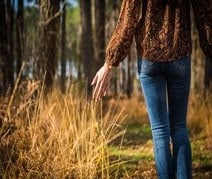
left=102, top=73, right=111, bottom=97
left=91, top=66, right=112, bottom=101
left=91, top=74, right=98, bottom=86
left=103, top=82, right=110, bottom=95
left=92, top=78, right=102, bottom=100
left=93, top=79, right=110, bottom=101
left=93, top=75, right=106, bottom=101
left=93, top=75, right=108, bottom=101
left=96, top=80, right=107, bottom=100
left=92, top=73, right=101, bottom=99
left=92, top=83, right=98, bottom=99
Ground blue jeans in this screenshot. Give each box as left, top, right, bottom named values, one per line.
left=138, top=57, right=192, bottom=179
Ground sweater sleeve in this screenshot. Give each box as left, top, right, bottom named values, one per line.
left=105, top=0, right=142, bottom=67
left=191, top=0, right=212, bottom=58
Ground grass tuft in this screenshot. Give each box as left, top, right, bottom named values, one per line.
left=0, top=81, right=125, bottom=179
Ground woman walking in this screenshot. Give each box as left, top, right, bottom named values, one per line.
left=91, top=0, right=211, bottom=178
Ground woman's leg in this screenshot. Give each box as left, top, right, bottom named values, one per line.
left=138, top=59, right=174, bottom=179
left=167, top=57, right=192, bottom=179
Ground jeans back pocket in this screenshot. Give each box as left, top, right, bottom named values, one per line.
left=169, top=57, right=191, bottom=79
left=138, top=58, right=163, bottom=77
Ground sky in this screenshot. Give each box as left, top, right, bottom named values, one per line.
left=24, top=0, right=78, bottom=7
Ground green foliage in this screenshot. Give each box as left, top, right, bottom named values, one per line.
left=67, top=5, right=80, bottom=26
left=66, top=6, right=81, bottom=65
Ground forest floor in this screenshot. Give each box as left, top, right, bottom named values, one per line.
left=109, top=122, right=212, bottom=179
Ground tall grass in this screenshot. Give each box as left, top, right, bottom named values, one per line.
left=0, top=80, right=125, bottom=179
left=188, top=92, right=212, bottom=146
left=0, top=78, right=211, bottom=178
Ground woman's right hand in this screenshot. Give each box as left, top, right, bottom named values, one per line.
left=91, top=63, right=112, bottom=101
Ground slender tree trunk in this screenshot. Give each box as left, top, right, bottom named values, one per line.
left=120, top=65, right=126, bottom=93
left=16, top=0, right=24, bottom=76
left=0, top=0, right=14, bottom=93
left=94, top=0, right=105, bottom=70
left=112, top=0, right=119, bottom=96
left=36, top=0, right=60, bottom=93
left=204, top=57, right=212, bottom=96
left=191, top=9, right=205, bottom=92
left=0, top=0, right=7, bottom=93
left=8, top=0, right=14, bottom=87
left=80, top=0, right=94, bottom=97
left=61, top=0, right=67, bottom=93
left=127, top=51, right=132, bottom=98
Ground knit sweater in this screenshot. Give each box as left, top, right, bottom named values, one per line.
left=106, top=0, right=212, bottom=67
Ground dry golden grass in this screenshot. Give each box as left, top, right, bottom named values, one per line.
left=0, top=77, right=211, bottom=178
left=108, top=96, right=148, bottom=125
left=188, top=92, right=212, bottom=147
left=0, top=80, right=126, bottom=179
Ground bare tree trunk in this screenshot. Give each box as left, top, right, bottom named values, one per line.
left=127, top=50, right=132, bottom=98
left=7, top=0, right=14, bottom=87
left=119, top=64, right=126, bottom=94
left=0, top=0, right=14, bottom=93
left=16, top=0, right=24, bottom=76
left=36, top=0, right=60, bottom=93
left=0, top=0, right=7, bottom=93
left=80, top=0, right=94, bottom=97
left=204, top=57, right=212, bottom=96
left=110, top=0, right=119, bottom=96
left=191, top=9, right=205, bottom=92
left=61, top=0, right=67, bottom=93
left=94, top=0, right=105, bottom=70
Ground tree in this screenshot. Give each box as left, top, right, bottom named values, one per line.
left=204, top=57, right=212, bottom=96
left=6, top=0, right=15, bottom=89
left=94, top=0, right=105, bottom=70
left=61, top=0, right=67, bottom=93
left=16, top=0, right=24, bottom=76
left=108, top=0, right=120, bottom=96
left=0, top=0, right=7, bottom=93
left=191, top=10, right=205, bottom=92
left=0, top=0, right=14, bottom=93
left=36, top=0, right=60, bottom=93
left=80, top=0, right=94, bottom=97
left=126, top=50, right=132, bottom=98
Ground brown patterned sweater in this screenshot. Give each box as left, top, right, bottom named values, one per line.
left=106, top=0, right=212, bottom=67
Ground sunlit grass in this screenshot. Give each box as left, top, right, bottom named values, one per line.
left=0, top=80, right=125, bottom=179
left=188, top=92, right=212, bottom=143
left=0, top=78, right=211, bottom=178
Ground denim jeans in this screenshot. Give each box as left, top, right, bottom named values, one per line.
left=138, top=57, right=192, bottom=179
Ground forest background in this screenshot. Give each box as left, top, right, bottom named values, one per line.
left=0, top=0, right=211, bottom=178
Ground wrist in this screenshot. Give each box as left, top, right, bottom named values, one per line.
left=104, top=63, right=113, bottom=69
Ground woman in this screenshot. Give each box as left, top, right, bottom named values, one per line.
left=91, top=0, right=211, bottom=178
